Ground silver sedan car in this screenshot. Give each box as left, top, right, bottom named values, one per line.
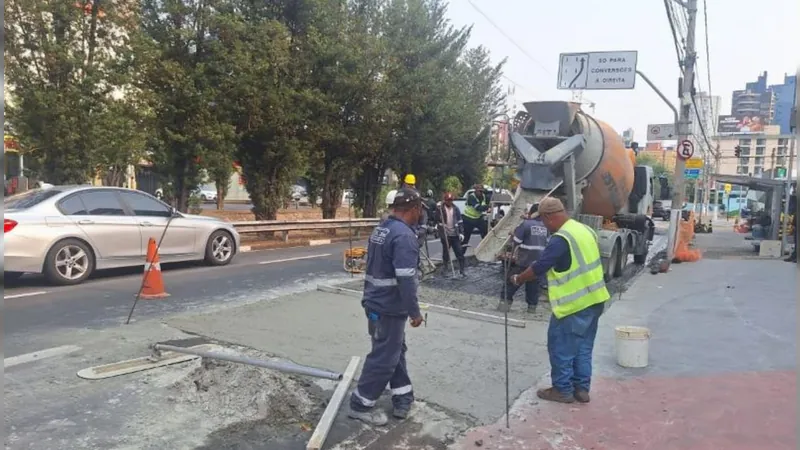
left=4, top=186, right=241, bottom=285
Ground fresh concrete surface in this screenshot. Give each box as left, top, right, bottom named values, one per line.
left=168, top=290, right=552, bottom=424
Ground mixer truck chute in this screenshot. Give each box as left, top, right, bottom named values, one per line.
left=474, top=101, right=656, bottom=279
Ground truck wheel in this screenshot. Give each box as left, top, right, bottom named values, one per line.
left=604, top=244, right=618, bottom=280
left=614, top=241, right=628, bottom=277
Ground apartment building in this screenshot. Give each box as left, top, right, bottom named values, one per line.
left=716, top=125, right=795, bottom=177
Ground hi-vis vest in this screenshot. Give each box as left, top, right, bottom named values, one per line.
left=547, top=219, right=610, bottom=319
left=463, top=193, right=488, bottom=219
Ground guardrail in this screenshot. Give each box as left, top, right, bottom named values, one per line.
left=232, top=218, right=380, bottom=241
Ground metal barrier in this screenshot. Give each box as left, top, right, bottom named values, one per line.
left=232, top=218, right=379, bottom=241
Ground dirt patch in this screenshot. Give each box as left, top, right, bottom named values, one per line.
left=169, top=358, right=321, bottom=425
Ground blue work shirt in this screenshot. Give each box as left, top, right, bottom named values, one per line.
left=513, top=218, right=549, bottom=267
left=362, top=216, right=422, bottom=318
left=530, top=235, right=572, bottom=277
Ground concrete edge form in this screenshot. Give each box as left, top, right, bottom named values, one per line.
left=317, top=284, right=527, bottom=328
left=306, top=356, right=361, bottom=450
left=76, top=344, right=222, bottom=380
left=420, top=302, right=527, bottom=328
left=317, top=284, right=361, bottom=297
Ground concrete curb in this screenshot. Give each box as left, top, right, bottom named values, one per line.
left=239, top=236, right=364, bottom=253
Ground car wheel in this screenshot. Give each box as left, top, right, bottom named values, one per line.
left=205, top=230, right=235, bottom=266
left=4, top=271, right=24, bottom=283
left=43, top=238, right=94, bottom=286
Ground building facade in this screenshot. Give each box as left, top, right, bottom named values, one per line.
left=770, top=74, right=798, bottom=135
left=715, top=125, right=795, bottom=178
left=690, top=91, right=721, bottom=150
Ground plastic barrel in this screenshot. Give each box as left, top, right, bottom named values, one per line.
left=614, top=325, right=651, bottom=368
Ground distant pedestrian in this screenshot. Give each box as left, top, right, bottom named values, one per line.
left=349, top=187, right=425, bottom=426
left=511, top=197, right=610, bottom=404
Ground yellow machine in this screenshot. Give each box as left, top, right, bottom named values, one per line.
left=344, top=247, right=367, bottom=273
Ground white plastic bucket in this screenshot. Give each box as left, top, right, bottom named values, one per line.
left=614, top=326, right=651, bottom=368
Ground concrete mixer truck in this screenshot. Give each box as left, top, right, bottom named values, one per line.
left=474, top=101, right=657, bottom=280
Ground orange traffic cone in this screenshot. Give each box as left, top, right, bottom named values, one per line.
left=140, top=238, right=169, bottom=299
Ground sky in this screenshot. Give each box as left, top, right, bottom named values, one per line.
left=445, top=0, right=800, bottom=143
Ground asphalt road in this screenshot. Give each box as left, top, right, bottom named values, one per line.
left=3, top=236, right=463, bottom=358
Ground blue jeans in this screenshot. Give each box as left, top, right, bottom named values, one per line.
left=547, top=303, right=604, bottom=395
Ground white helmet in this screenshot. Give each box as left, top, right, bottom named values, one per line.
left=385, top=189, right=398, bottom=206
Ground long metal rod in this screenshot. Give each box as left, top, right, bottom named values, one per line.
left=152, top=344, right=343, bottom=381
left=780, top=137, right=795, bottom=254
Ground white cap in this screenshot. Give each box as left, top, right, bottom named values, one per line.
left=385, top=189, right=398, bottom=206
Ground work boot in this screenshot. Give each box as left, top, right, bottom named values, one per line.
left=536, top=387, right=575, bottom=404
left=392, top=406, right=411, bottom=419
left=526, top=305, right=537, bottom=314
left=347, top=408, right=388, bottom=426
left=496, top=302, right=510, bottom=313
left=574, top=389, right=591, bottom=403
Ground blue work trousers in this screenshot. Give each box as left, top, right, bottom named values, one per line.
left=502, top=265, right=540, bottom=306
left=350, top=309, right=414, bottom=412
left=547, top=302, right=604, bottom=396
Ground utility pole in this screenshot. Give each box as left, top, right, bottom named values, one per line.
left=671, top=0, right=699, bottom=211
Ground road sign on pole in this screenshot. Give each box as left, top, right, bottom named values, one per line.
left=646, top=123, right=676, bottom=141
left=557, top=51, right=638, bottom=90
left=685, top=158, right=704, bottom=169
left=684, top=168, right=701, bottom=179
left=677, top=140, right=695, bottom=160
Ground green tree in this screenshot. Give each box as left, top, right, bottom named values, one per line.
left=136, top=0, right=235, bottom=212
left=5, top=0, right=144, bottom=184
left=636, top=153, right=670, bottom=178
left=210, top=0, right=308, bottom=220
left=442, top=175, right=463, bottom=196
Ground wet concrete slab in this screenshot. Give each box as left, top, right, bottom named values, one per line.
left=167, top=290, right=552, bottom=425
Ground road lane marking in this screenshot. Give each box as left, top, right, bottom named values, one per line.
left=259, top=254, right=333, bottom=265
left=4, top=291, right=48, bottom=300
left=4, top=345, right=82, bottom=368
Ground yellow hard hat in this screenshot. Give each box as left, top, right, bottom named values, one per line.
left=403, top=174, right=416, bottom=185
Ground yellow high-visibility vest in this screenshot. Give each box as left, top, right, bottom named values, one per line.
left=463, top=193, right=488, bottom=219
left=546, top=219, right=610, bottom=319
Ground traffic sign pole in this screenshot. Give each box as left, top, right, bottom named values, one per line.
left=670, top=0, right=698, bottom=214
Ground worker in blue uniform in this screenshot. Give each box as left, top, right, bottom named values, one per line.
left=348, top=187, right=426, bottom=426
left=498, top=203, right=548, bottom=314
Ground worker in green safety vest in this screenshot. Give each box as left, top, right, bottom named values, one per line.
left=461, top=184, right=489, bottom=246
left=511, top=197, right=610, bottom=404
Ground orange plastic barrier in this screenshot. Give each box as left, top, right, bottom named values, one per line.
left=674, top=211, right=702, bottom=262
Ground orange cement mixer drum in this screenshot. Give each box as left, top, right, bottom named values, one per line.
left=581, top=119, right=635, bottom=218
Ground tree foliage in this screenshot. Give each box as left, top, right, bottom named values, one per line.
left=5, top=0, right=507, bottom=219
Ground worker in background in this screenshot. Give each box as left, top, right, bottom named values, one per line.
left=462, top=184, right=490, bottom=246
left=511, top=197, right=610, bottom=404
left=402, top=173, right=417, bottom=190
left=349, top=187, right=425, bottom=426
left=498, top=203, right=547, bottom=314
left=434, top=192, right=467, bottom=277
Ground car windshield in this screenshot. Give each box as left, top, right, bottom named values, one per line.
left=4, top=188, right=63, bottom=210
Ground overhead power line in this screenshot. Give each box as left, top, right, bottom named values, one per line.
left=702, top=0, right=718, bottom=148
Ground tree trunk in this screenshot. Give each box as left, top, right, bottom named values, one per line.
left=320, top=166, right=342, bottom=220
left=213, top=171, right=230, bottom=210
left=355, top=165, right=384, bottom=218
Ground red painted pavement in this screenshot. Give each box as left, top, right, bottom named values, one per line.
left=457, top=370, right=796, bottom=450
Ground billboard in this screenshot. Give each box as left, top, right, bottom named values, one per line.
left=717, top=114, right=769, bottom=134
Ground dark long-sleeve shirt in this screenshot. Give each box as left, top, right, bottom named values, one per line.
left=530, top=235, right=572, bottom=277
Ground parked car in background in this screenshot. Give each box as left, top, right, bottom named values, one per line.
left=4, top=186, right=240, bottom=285
left=652, top=200, right=670, bottom=221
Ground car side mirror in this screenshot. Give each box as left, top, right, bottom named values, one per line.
left=170, top=207, right=181, bottom=218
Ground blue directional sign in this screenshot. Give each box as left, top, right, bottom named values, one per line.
left=684, top=168, right=701, bottom=179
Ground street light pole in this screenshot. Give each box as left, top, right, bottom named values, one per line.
left=671, top=0, right=699, bottom=212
